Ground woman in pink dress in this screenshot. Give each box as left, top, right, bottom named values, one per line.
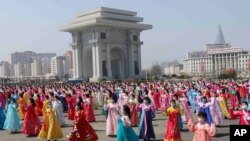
left=160, top=90, right=169, bottom=112
left=187, top=112, right=216, bottom=141
left=152, top=89, right=160, bottom=110
left=180, top=94, right=193, bottom=123
left=104, top=95, right=119, bottom=136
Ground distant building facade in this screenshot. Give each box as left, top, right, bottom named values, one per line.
left=183, top=25, right=250, bottom=76
left=51, top=56, right=66, bottom=77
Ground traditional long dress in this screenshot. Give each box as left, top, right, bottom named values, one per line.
left=163, top=107, right=182, bottom=141
left=67, top=110, right=98, bottom=141
left=96, top=91, right=103, bottom=107
left=160, top=95, right=169, bottom=112
left=67, top=97, right=75, bottom=120
left=187, top=119, right=216, bottom=141
left=129, top=98, right=139, bottom=126
left=138, top=104, right=156, bottom=140
left=218, top=94, right=231, bottom=118
left=188, top=89, right=197, bottom=112
left=18, top=97, right=26, bottom=120
left=0, top=96, right=6, bottom=129
left=230, top=90, right=239, bottom=109
left=119, top=93, right=128, bottom=107
left=104, top=103, right=119, bottom=136
left=84, top=97, right=96, bottom=122
left=42, top=100, right=49, bottom=116
left=153, top=91, right=161, bottom=109
left=52, top=100, right=65, bottom=126
left=59, top=95, right=68, bottom=112
left=116, top=115, right=139, bottom=141
left=38, top=108, right=63, bottom=140
left=22, top=105, right=42, bottom=136
left=180, top=97, right=193, bottom=122
left=197, top=102, right=213, bottom=125
left=209, top=97, right=224, bottom=125
left=3, top=103, right=21, bottom=132
left=230, top=109, right=250, bottom=125
left=35, top=98, right=43, bottom=116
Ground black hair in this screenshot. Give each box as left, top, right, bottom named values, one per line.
left=10, top=97, right=16, bottom=103
left=241, top=101, right=248, bottom=106
left=173, top=94, right=178, bottom=100
left=201, top=96, right=207, bottom=101
left=76, top=102, right=83, bottom=110
left=29, top=98, right=36, bottom=107
left=45, top=95, right=49, bottom=100
left=143, top=97, right=151, bottom=104
left=123, top=105, right=131, bottom=119
left=170, top=99, right=176, bottom=104
left=85, top=94, right=90, bottom=98
left=198, top=111, right=207, bottom=120
left=111, top=94, right=118, bottom=103
left=55, top=95, right=59, bottom=100
left=77, top=96, right=83, bottom=103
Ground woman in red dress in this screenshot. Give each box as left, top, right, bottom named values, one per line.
left=128, top=94, right=139, bottom=126
left=230, top=101, right=250, bottom=125
left=67, top=104, right=98, bottom=141
left=35, top=94, right=43, bottom=116
left=83, top=93, right=96, bottom=122
left=22, top=98, right=42, bottom=136
left=67, top=94, right=75, bottom=120
left=163, top=100, right=182, bottom=141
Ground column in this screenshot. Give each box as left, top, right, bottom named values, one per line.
left=72, top=47, right=76, bottom=79
left=128, top=45, right=135, bottom=77
left=96, top=45, right=100, bottom=78
left=77, top=46, right=82, bottom=79
left=138, top=46, right=142, bottom=76
left=106, top=45, right=112, bottom=78
left=92, top=46, right=96, bottom=77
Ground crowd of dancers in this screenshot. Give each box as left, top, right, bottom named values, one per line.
left=0, top=79, right=250, bottom=141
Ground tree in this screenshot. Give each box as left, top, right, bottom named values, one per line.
left=151, top=64, right=162, bottom=77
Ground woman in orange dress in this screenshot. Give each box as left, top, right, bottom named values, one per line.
left=18, top=93, right=27, bottom=120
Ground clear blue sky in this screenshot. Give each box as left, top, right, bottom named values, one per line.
left=0, top=0, right=250, bottom=68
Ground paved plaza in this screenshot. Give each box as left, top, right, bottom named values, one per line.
left=0, top=109, right=235, bottom=141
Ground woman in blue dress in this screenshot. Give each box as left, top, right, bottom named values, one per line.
left=3, top=98, right=21, bottom=133
left=197, top=96, right=213, bottom=125
left=0, top=93, right=5, bottom=129
left=116, top=105, right=139, bottom=141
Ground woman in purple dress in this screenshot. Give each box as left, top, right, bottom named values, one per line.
left=137, top=97, right=156, bottom=141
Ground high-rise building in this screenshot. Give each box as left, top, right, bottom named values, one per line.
left=31, top=59, right=44, bottom=76
left=63, top=51, right=73, bottom=78
left=14, top=63, right=31, bottom=77
left=51, top=56, right=66, bottom=77
left=10, top=51, right=36, bottom=65
left=0, top=61, right=11, bottom=77
left=10, top=51, right=56, bottom=65
left=183, top=25, right=250, bottom=76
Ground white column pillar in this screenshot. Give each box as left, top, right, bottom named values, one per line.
left=92, top=46, right=96, bottom=77
left=106, top=45, right=112, bottom=78
left=77, top=47, right=82, bottom=79
left=138, top=46, right=142, bottom=76
left=96, top=45, right=100, bottom=78
left=72, top=47, right=76, bottom=79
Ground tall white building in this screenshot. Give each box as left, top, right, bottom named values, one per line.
left=31, top=59, right=44, bottom=76
left=51, top=56, right=66, bottom=77
left=14, top=63, right=25, bottom=77
left=14, top=63, right=31, bottom=77
left=164, top=64, right=183, bottom=76
left=0, top=61, right=11, bottom=77
left=183, top=25, right=250, bottom=76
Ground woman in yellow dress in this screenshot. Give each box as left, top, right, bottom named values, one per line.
left=18, top=93, right=26, bottom=120
left=42, top=96, right=50, bottom=116
left=38, top=102, right=63, bottom=141
left=218, top=89, right=231, bottom=119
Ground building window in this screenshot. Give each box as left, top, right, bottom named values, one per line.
left=100, top=32, right=106, bottom=39
left=134, top=61, right=139, bottom=75
left=102, top=61, right=107, bottom=76
left=133, top=35, right=138, bottom=41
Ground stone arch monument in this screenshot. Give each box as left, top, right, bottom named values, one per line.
left=60, top=7, right=152, bottom=81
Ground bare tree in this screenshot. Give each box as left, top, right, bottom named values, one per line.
left=151, top=64, right=162, bottom=77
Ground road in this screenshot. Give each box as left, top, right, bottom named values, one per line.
left=0, top=109, right=235, bottom=141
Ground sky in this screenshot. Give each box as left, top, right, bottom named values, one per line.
left=0, top=0, right=250, bottom=68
